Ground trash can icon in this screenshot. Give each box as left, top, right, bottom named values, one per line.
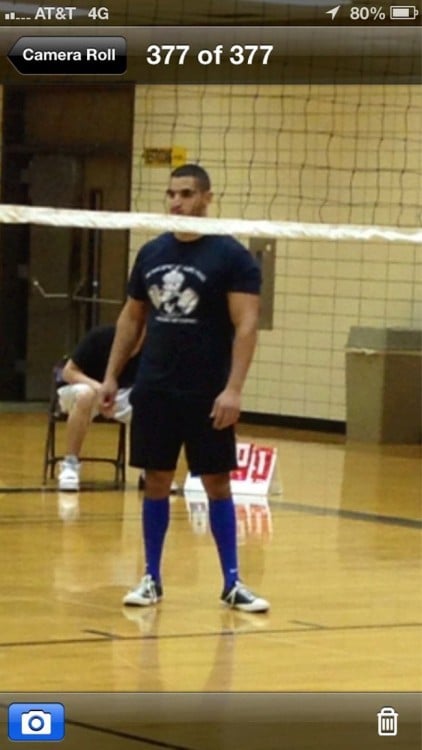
left=377, top=706, right=398, bottom=736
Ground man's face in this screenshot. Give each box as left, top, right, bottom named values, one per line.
left=166, top=176, right=212, bottom=217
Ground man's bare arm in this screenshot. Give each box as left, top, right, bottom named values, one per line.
left=210, top=292, right=260, bottom=429
left=225, top=292, right=259, bottom=393
left=101, top=297, right=147, bottom=409
left=62, top=359, right=101, bottom=392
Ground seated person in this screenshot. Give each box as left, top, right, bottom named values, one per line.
left=57, top=324, right=142, bottom=491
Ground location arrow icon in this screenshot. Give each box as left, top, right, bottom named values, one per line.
left=326, top=5, right=341, bottom=19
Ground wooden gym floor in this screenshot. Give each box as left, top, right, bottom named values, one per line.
left=0, top=411, right=420, bottom=749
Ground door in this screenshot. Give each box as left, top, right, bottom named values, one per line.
left=0, top=83, right=134, bottom=400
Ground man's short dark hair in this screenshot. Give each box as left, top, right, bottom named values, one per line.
left=170, top=163, right=211, bottom=192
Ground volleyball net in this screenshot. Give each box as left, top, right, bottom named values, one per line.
left=0, top=70, right=420, bottom=424
left=0, top=204, right=420, bottom=243
left=128, top=83, right=422, bottom=229
left=1, top=81, right=420, bottom=236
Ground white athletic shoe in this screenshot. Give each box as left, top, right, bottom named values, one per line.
left=221, top=581, right=270, bottom=613
left=122, top=574, right=163, bottom=607
left=58, top=459, right=80, bottom=492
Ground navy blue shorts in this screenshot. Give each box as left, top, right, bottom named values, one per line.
left=129, top=387, right=237, bottom=475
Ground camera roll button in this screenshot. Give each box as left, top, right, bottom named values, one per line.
left=8, top=703, right=65, bottom=742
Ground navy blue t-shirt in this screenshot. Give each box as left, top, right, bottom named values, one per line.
left=127, top=233, right=261, bottom=396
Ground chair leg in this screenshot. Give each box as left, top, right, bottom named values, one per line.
left=49, top=421, right=57, bottom=479
left=121, top=424, right=126, bottom=487
left=44, top=412, right=127, bottom=488
left=116, top=424, right=126, bottom=488
left=122, top=429, right=126, bottom=485
left=43, top=418, right=55, bottom=484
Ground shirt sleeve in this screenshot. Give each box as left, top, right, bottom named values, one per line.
left=127, top=249, right=149, bottom=301
left=70, top=327, right=112, bottom=377
left=71, top=329, right=96, bottom=370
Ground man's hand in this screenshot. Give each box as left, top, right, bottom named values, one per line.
left=99, top=376, right=118, bottom=417
left=210, top=388, right=241, bottom=430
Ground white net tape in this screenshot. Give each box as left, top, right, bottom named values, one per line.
left=0, top=204, right=421, bottom=244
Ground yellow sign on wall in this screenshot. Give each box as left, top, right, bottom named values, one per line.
left=171, top=146, right=187, bottom=168
left=143, top=146, right=187, bottom=168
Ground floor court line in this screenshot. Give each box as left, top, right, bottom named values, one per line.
left=0, top=621, right=420, bottom=651
left=0, top=495, right=420, bottom=529
left=278, top=501, right=422, bottom=528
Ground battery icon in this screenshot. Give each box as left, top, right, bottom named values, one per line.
left=390, top=5, right=419, bottom=18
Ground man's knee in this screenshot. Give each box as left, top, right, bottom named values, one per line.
left=200, top=473, right=231, bottom=499
left=73, top=385, right=99, bottom=414
left=144, top=469, right=174, bottom=498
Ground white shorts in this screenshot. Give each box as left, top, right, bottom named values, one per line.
left=57, top=384, right=133, bottom=424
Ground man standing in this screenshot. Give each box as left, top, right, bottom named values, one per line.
left=101, top=164, right=269, bottom=613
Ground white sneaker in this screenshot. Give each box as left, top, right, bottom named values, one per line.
left=221, top=581, right=270, bottom=613
left=58, top=459, right=80, bottom=491
left=122, top=574, right=162, bottom=607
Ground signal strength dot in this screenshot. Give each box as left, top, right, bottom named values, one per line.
left=4, top=11, right=32, bottom=20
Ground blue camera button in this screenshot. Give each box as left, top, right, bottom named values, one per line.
left=8, top=703, right=65, bottom=742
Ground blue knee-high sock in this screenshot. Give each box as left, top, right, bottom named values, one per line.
left=208, top=497, right=239, bottom=591
left=142, top=497, right=169, bottom=584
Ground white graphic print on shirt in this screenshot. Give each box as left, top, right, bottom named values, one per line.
left=146, top=265, right=204, bottom=323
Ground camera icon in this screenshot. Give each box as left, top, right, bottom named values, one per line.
left=8, top=703, right=65, bottom=742
left=21, top=710, right=52, bottom=735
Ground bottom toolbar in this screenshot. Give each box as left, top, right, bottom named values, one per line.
left=0, top=693, right=421, bottom=748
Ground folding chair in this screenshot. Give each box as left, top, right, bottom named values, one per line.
left=42, top=358, right=126, bottom=488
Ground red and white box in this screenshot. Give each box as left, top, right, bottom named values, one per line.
left=184, top=442, right=281, bottom=497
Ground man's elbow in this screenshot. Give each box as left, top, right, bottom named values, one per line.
left=235, top=318, right=259, bottom=338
